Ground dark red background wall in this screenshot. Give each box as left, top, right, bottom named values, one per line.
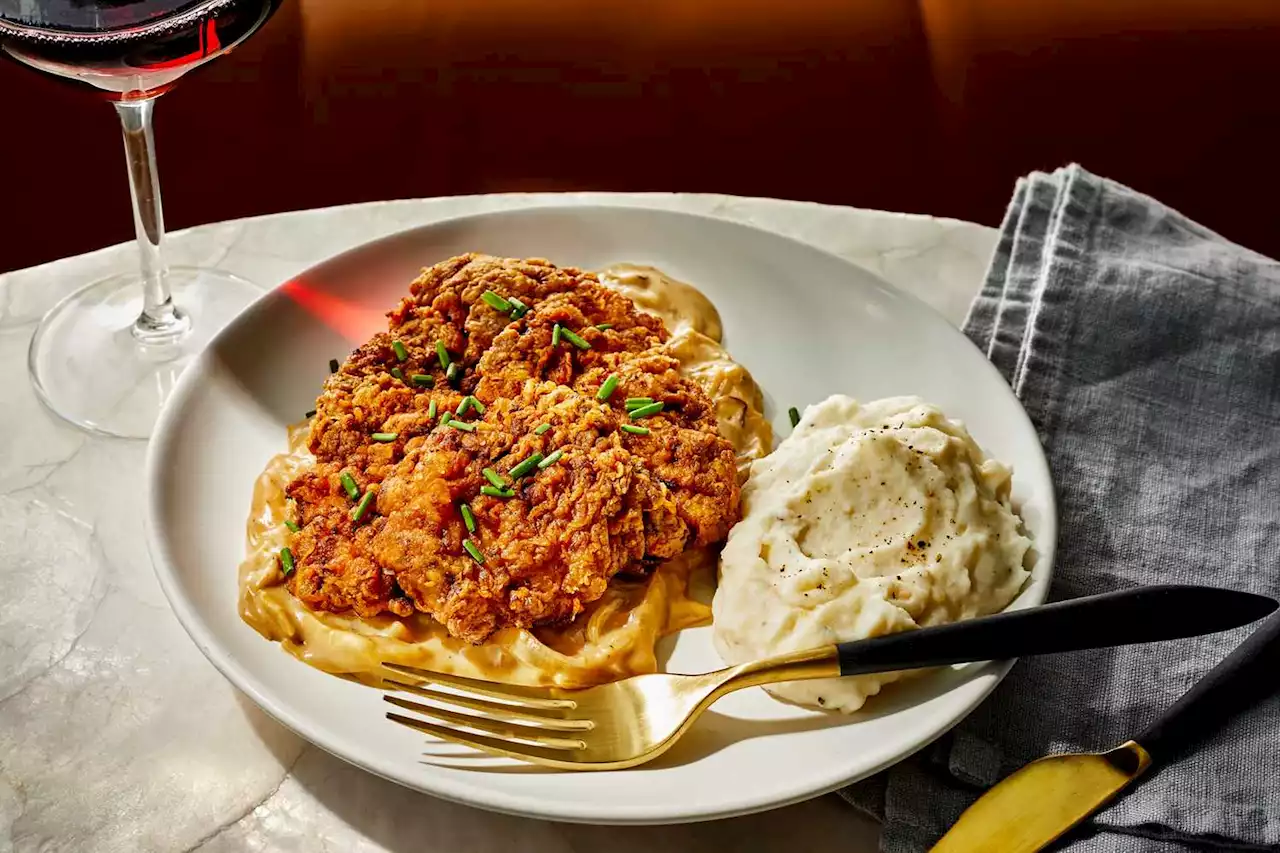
left=3, top=0, right=1278, bottom=273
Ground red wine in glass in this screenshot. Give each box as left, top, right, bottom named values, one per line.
left=0, top=0, right=282, bottom=437
left=0, top=0, right=282, bottom=97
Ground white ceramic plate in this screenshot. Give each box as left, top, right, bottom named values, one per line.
left=146, top=206, right=1056, bottom=824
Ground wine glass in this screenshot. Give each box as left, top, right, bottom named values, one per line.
left=0, top=0, right=283, bottom=438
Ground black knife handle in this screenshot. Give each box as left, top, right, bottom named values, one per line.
left=1134, top=609, right=1280, bottom=765
left=837, top=585, right=1277, bottom=677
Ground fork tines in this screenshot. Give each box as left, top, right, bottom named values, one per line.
left=380, top=663, right=592, bottom=767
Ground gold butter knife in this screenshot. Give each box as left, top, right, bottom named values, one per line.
left=930, top=608, right=1280, bottom=853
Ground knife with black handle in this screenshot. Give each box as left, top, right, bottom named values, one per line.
left=929, top=593, right=1280, bottom=853
left=1135, top=606, right=1280, bottom=765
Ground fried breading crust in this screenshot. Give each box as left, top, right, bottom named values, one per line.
left=391, top=254, right=594, bottom=365
left=475, top=286, right=667, bottom=401
left=286, top=463, right=412, bottom=618
left=311, top=254, right=595, bottom=463
left=372, top=383, right=687, bottom=642
left=480, top=289, right=738, bottom=545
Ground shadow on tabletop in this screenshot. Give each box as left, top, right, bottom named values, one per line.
left=291, top=738, right=875, bottom=853
left=233, top=679, right=880, bottom=851
left=237, top=689, right=310, bottom=768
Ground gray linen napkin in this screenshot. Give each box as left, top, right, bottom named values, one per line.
left=841, top=164, right=1280, bottom=852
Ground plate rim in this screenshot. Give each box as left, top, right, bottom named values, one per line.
left=145, top=202, right=1057, bottom=824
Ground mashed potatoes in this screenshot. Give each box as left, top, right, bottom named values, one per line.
left=712, top=396, right=1031, bottom=712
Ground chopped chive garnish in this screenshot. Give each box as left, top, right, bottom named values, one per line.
left=463, top=539, right=485, bottom=564
left=392, top=340, right=408, bottom=361
left=329, top=358, right=340, bottom=374
left=561, top=328, right=591, bottom=350
left=621, top=424, right=650, bottom=436
left=448, top=419, right=476, bottom=432
left=508, top=296, right=529, bottom=319
left=628, top=401, right=665, bottom=420
left=596, top=323, right=613, bottom=330
left=509, top=453, right=544, bottom=478
left=446, top=362, right=461, bottom=383
left=457, top=396, right=474, bottom=417
left=788, top=406, right=801, bottom=428
left=534, top=423, right=551, bottom=435
left=435, top=340, right=451, bottom=370
left=596, top=373, right=620, bottom=402
left=439, top=411, right=450, bottom=426
left=339, top=471, right=359, bottom=500
left=426, top=401, right=438, bottom=423
left=460, top=503, right=477, bottom=534
left=537, top=449, right=564, bottom=469
left=624, top=397, right=653, bottom=409
left=284, top=519, right=300, bottom=533
left=372, top=432, right=398, bottom=442
left=551, top=324, right=562, bottom=347
left=482, top=468, right=507, bottom=488
left=351, top=490, right=375, bottom=524
left=469, top=396, right=486, bottom=415
left=304, top=409, right=317, bottom=419
left=390, top=367, right=405, bottom=382
left=280, top=547, right=295, bottom=576
left=481, top=290, right=513, bottom=312
left=480, top=485, right=515, bottom=498
left=411, top=373, right=434, bottom=387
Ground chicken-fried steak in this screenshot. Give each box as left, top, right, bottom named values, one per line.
left=286, top=254, right=741, bottom=643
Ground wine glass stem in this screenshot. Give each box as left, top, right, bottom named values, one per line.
left=114, top=98, right=190, bottom=345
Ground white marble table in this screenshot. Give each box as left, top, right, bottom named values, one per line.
left=0, top=193, right=997, bottom=853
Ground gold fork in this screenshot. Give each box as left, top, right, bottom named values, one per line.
left=382, top=585, right=1275, bottom=770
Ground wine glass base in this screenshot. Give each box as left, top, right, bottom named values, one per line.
left=28, top=266, right=264, bottom=439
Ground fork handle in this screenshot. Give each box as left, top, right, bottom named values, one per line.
left=835, top=585, right=1276, bottom=676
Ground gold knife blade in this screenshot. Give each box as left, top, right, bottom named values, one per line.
left=928, top=741, right=1152, bottom=853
